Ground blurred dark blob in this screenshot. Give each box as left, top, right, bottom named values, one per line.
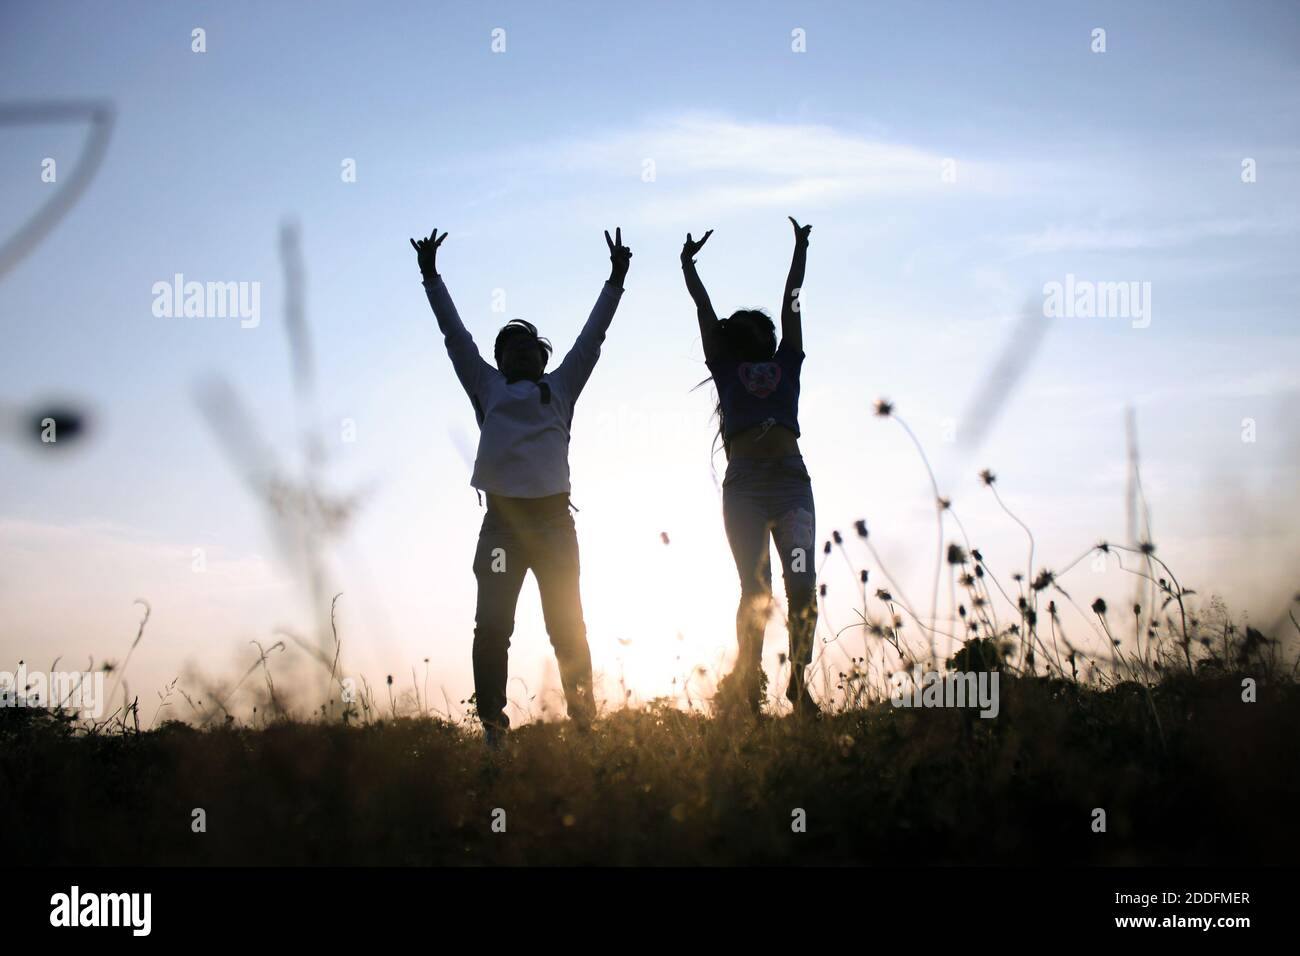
left=28, top=404, right=91, bottom=448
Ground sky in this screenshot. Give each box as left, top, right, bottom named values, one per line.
left=1, top=0, right=1298, bottom=724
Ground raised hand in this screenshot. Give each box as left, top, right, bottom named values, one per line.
left=605, top=227, right=632, bottom=287
left=782, top=218, right=810, bottom=352
left=680, top=229, right=713, bottom=265
left=409, top=228, right=448, bottom=278
left=788, top=216, right=812, bottom=247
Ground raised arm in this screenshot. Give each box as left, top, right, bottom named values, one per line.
left=680, top=230, right=719, bottom=359
left=410, top=228, right=493, bottom=398
left=552, top=227, right=631, bottom=398
left=781, top=217, right=811, bottom=354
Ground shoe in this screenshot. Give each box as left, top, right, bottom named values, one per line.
left=716, top=667, right=764, bottom=717
left=484, top=724, right=508, bottom=751
left=786, top=675, right=821, bottom=719
left=568, top=691, right=596, bottom=732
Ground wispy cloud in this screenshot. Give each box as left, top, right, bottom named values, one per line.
left=0, top=518, right=286, bottom=595
left=462, top=112, right=1004, bottom=220
left=1002, top=215, right=1298, bottom=257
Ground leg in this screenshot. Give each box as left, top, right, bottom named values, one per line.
left=772, top=474, right=819, bottom=713
left=531, top=512, right=596, bottom=726
left=471, top=518, right=528, bottom=732
left=722, top=483, right=775, bottom=708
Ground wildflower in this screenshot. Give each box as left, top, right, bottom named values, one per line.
left=823, top=540, right=832, bottom=555
left=978, top=469, right=996, bottom=486
left=876, top=589, right=894, bottom=602
left=947, top=543, right=968, bottom=565
left=873, top=398, right=894, bottom=418
left=853, top=519, right=868, bottom=538
left=1139, top=540, right=1156, bottom=555
left=859, top=569, right=869, bottom=583
left=1091, top=598, right=1107, bottom=615
left=832, top=530, right=843, bottom=545
left=959, top=573, right=975, bottom=587
left=938, top=496, right=951, bottom=511
left=1031, top=569, right=1054, bottom=592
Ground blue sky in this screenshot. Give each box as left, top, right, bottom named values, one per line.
left=1, top=1, right=1297, bottom=720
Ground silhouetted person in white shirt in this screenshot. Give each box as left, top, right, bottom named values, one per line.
left=411, top=227, right=631, bottom=748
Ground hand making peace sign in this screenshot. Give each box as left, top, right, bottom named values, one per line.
left=605, top=227, right=632, bottom=287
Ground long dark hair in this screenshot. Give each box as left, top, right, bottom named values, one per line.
left=697, top=308, right=777, bottom=461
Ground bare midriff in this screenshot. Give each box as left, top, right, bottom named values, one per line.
left=727, top=422, right=801, bottom=458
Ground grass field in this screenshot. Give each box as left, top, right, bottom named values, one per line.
left=4, top=660, right=1297, bottom=866
left=5, top=396, right=1296, bottom=866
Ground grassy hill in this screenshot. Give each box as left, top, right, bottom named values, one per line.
left=3, top=669, right=1296, bottom=866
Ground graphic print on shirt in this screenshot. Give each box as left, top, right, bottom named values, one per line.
left=738, top=361, right=782, bottom=398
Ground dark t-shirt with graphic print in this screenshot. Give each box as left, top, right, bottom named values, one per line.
left=706, top=338, right=804, bottom=440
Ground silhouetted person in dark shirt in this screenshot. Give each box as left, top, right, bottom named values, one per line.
left=680, top=217, right=819, bottom=717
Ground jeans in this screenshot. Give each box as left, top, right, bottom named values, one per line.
left=721, top=455, right=818, bottom=679
left=471, top=494, right=594, bottom=731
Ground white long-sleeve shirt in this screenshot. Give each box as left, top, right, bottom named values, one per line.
left=423, top=276, right=624, bottom=498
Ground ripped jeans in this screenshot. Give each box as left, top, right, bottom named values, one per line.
left=721, top=455, right=818, bottom=680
